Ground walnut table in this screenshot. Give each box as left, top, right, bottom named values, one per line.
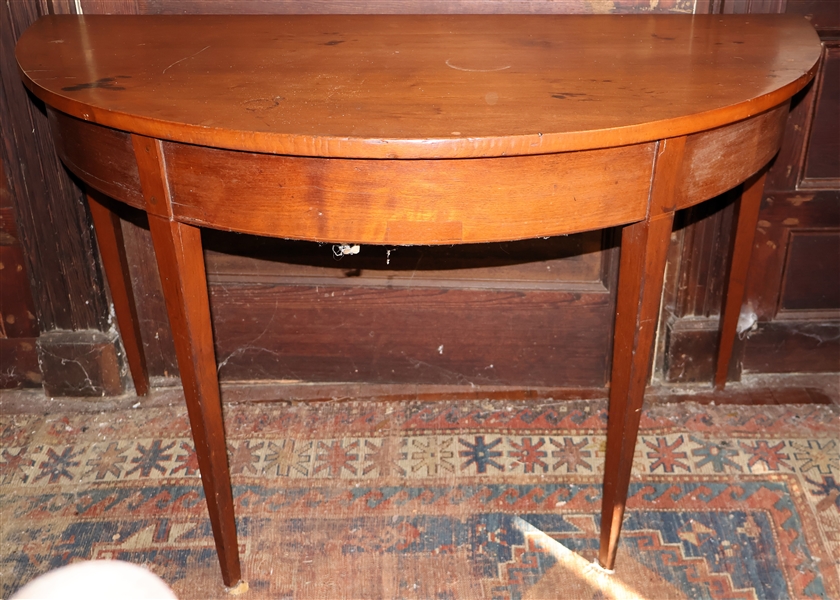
left=16, top=14, right=820, bottom=589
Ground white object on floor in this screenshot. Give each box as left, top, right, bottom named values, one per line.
left=10, top=560, right=178, bottom=600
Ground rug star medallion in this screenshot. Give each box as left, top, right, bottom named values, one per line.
left=1, top=399, right=838, bottom=599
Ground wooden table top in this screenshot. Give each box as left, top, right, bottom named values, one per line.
left=17, top=14, right=819, bottom=159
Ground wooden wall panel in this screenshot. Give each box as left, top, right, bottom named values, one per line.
left=1, top=0, right=109, bottom=332
left=0, top=158, right=38, bottom=340
left=742, top=321, right=840, bottom=373
left=801, top=46, right=840, bottom=186
left=745, top=190, right=839, bottom=318
left=204, top=234, right=607, bottom=291
left=785, top=0, right=840, bottom=33
left=119, top=209, right=179, bottom=382
left=1, top=0, right=131, bottom=395
left=659, top=192, right=738, bottom=383
left=0, top=153, right=41, bottom=388
left=210, top=285, right=615, bottom=386
left=779, top=231, right=840, bottom=311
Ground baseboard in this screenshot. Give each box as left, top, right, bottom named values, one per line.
left=663, top=316, right=743, bottom=384
left=36, top=329, right=123, bottom=397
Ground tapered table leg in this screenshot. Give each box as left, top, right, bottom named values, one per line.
left=147, top=215, right=242, bottom=587
left=715, top=170, right=767, bottom=390
left=598, top=213, right=674, bottom=570
left=598, top=136, right=684, bottom=571
left=86, top=191, right=149, bottom=396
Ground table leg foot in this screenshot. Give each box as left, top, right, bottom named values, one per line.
left=147, top=215, right=242, bottom=587
left=226, top=580, right=249, bottom=595
left=86, top=190, right=149, bottom=396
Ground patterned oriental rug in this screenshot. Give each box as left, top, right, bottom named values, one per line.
left=1, top=398, right=838, bottom=599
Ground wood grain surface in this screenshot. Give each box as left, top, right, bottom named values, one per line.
left=164, top=141, right=653, bottom=244
left=599, top=136, right=684, bottom=570
left=49, top=110, right=145, bottom=210
left=675, top=105, right=788, bottom=209
left=17, top=14, right=820, bottom=159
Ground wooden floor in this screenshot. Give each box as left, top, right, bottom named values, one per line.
left=2, top=372, right=837, bottom=415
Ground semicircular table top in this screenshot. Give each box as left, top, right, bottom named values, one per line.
left=16, top=14, right=820, bottom=159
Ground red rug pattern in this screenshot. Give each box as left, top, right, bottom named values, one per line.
left=1, top=399, right=838, bottom=598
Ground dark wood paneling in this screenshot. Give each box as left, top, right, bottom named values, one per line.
left=80, top=1, right=140, bottom=14
left=743, top=321, right=840, bottom=373
left=120, top=210, right=179, bottom=380
left=784, top=0, right=840, bottom=33
left=801, top=45, right=840, bottom=186
left=0, top=243, right=39, bottom=338
left=723, top=0, right=786, bottom=15
left=204, top=232, right=606, bottom=290
left=779, top=231, right=840, bottom=311
left=1, top=0, right=110, bottom=332
left=126, top=212, right=622, bottom=387
left=210, top=284, right=615, bottom=387
left=0, top=153, right=40, bottom=389
left=0, top=156, right=39, bottom=340
left=664, top=317, right=743, bottom=383
left=0, top=338, right=41, bottom=388
left=764, top=79, right=818, bottom=193
left=744, top=190, right=840, bottom=319
left=671, top=191, right=738, bottom=319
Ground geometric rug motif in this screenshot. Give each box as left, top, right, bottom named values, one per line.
left=1, top=399, right=838, bottom=599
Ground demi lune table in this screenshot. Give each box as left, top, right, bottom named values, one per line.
left=17, top=14, right=819, bottom=589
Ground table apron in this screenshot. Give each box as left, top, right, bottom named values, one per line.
left=166, top=141, right=659, bottom=244
left=675, top=103, right=789, bottom=210
left=49, top=103, right=788, bottom=245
